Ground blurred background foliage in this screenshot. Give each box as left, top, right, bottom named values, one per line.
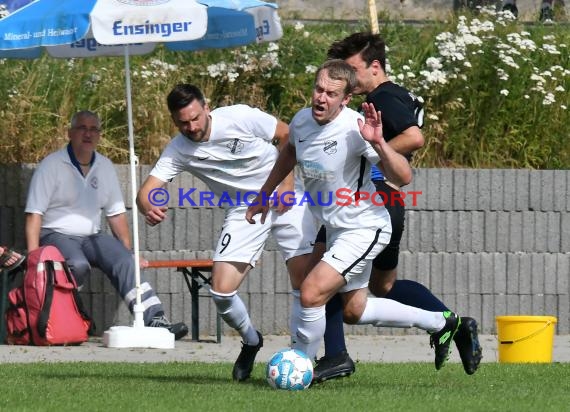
left=0, top=9, right=568, bottom=168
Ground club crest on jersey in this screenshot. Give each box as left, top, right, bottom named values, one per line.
left=227, top=139, right=244, bottom=154
left=90, top=176, right=98, bottom=189
left=323, top=140, right=337, bottom=155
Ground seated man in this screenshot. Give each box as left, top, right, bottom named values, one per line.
left=24, top=110, right=188, bottom=340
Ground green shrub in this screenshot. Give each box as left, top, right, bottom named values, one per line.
left=0, top=10, right=568, bottom=168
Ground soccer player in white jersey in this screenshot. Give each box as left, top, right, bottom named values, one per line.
left=246, top=59, right=462, bottom=369
left=136, top=84, right=317, bottom=381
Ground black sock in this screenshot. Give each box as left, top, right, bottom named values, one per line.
left=384, top=279, right=449, bottom=312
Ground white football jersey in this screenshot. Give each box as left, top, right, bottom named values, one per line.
left=290, top=106, right=390, bottom=229
left=151, top=105, right=279, bottom=200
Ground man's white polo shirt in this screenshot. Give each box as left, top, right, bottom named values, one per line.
left=25, top=147, right=126, bottom=236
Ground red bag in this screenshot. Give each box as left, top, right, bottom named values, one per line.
left=5, top=287, right=28, bottom=345
left=5, top=245, right=92, bottom=346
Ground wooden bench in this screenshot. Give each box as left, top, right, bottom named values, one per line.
left=146, top=259, right=221, bottom=343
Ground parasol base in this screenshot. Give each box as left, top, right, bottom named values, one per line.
left=103, top=325, right=175, bottom=349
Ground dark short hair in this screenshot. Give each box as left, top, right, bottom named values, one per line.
left=316, top=59, right=357, bottom=96
left=327, top=32, right=386, bottom=71
left=166, top=84, right=206, bottom=113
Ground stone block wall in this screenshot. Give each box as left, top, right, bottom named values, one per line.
left=0, top=165, right=568, bottom=338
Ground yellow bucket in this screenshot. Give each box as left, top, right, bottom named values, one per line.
left=496, top=315, right=557, bottom=363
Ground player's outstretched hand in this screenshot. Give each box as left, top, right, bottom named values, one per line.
left=357, top=102, right=385, bottom=145
left=246, top=195, right=270, bottom=224
left=144, top=206, right=168, bottom=226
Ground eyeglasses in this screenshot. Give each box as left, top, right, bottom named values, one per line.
left=73, top=125, right=101, bottom=134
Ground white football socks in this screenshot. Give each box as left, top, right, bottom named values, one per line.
left=292, top=305, right=325, bottom=359
left=357, top=297, right=445, bottom=333
left=211, top=290, right=259, bottom=345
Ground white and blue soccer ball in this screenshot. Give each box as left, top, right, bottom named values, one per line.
left=266, top=348, right=313, bottom=391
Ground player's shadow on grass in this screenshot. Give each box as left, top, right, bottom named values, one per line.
left=36, top=370, right=240, bottom=385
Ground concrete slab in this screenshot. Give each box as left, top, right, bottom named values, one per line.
left=1, top=334, right=569, bottom=364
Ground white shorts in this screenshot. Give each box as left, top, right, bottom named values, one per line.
left=213, top=203, right=317, bottom=266
left=322, top=225, right=392, bottom=293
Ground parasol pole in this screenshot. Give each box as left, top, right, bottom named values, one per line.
left=368, top=0, right=379, bottom=34
left=103, top=45, right=174, bottom=348
left=124, top=44, right=144, bottom=328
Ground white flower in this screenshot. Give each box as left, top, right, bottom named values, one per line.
left=420, top=69, right=448, bottom=85
left=530, top=73, right=546, bottom=83
left=542, top=44, right=561, bottom=55
left=543, top=93, right=555, bottom=105
left=294, top=21, right=304, bottom=31
left=305, top=65, right=318, bottom=74
left=7, top=87, right=19, bottom=98
left=267, top=42, right=279, bottom=52
left=500, top=89, right=509, bottom=96
left=425, top=57, right=443, bottom=70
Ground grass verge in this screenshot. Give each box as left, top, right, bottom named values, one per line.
left=0, top=361, right=568, bottom=411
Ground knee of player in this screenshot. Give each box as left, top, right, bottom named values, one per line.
left=210, top=289, right=238, bottom=312
left=299, top=290, right=325, bottom=308
left=342, top=307, right=361, bottom=324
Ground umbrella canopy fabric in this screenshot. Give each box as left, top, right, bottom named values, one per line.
left=0, top=0, right=282, bottom=57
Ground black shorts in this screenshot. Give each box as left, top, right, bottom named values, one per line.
left=372, top=180, right=404, bottom=271
left=314, top=180, right=404, bottom=271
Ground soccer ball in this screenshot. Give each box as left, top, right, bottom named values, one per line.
left=266, top=348, right=313, bottom=391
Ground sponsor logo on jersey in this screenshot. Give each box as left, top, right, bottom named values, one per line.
left=323, top=140, right=337, bottom=155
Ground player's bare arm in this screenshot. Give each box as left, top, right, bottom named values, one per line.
left=246, top=142, right=297, bottom=224
left=136, top=175, right=169, bottom=226
left=272, top=120, right=295, bottom=213
left=388, top=126, right=424, bottom=156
